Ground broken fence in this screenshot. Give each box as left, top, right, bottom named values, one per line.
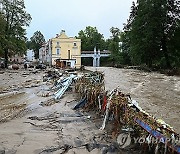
left=74, top=71, right=180, bottom=154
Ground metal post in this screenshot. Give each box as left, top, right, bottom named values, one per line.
left=93, top=47, right=97, bottom=67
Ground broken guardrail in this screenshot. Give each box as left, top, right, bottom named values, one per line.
left=74, top=71, right=180, bottom=154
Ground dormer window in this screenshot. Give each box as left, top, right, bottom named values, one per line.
left=56, top=42, right=60, bottom=48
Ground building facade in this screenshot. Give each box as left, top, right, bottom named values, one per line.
left=26, top=49, right=35, bottom=62
left=51, top=30, right=81, bottom=69
left=39, top=40, right=52, bottom=65
left=9, top=54, right=25, bottom=64
left=39, top=43, right=47, bottom=64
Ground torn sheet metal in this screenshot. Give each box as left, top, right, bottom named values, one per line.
left=54, top=74, right=75, bottom=100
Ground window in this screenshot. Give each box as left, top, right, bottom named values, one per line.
left=67, top=62, right=71, bottom=67
left=73, top=42, right=77, bottom=47
left=56, top=42, right=60, bottom=48
left=57, top=48, right=60, bottom=55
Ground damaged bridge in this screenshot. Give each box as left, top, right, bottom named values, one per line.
left=81, top=47, right=111, bottom=67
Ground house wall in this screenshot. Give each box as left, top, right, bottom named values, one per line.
left=38, top=40, right=52, bottom=66
left=26, top=49, right=34, bottom=62
left=9, top=54, right=24, bottom=63
left=51, top=31, right=81, bottom=68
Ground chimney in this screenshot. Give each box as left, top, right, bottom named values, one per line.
left=56, top=34, right=59, bottom=38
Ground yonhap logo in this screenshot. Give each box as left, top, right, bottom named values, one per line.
left=117, top=133, right=131, bottom=148
left=117, top=133, right=180, bottom=148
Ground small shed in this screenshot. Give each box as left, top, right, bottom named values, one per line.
left=55, top=59, right=76, bottom=69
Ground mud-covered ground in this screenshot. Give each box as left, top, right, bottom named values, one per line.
left=0, top=67, right=179, bottom=154
left=0, top=69, right=124, bottom=154
left=86, top=67, right=180, bottom=135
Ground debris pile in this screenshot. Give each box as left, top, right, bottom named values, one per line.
left=54, top=74, right=76, bottom=100
left=74, top=71, right=180, bottom=154
left=43, top=69, right=77, bottom=101
left=43, top=69, right=63, bottom=82
left=74, top=72, right=105, bottom=110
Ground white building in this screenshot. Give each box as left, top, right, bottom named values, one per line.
left=26, top=49, right=35, bottom=62
left=39, top=44, right=46, bottom=64
left=39, top=40, right=52, bottom=66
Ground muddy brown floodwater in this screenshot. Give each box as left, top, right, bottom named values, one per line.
left=86, top=66, right=180, bottom=135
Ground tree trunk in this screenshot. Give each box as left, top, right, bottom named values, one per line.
left=4, top=48, right=8, bottom=68
left=161, top=35, right=171, bottom=68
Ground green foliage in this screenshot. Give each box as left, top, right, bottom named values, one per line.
left=29, top=31, right=45, bottom=59
left=122, top=0, right=180, bottom=69
left=107, top=27, right=124, bottom=65
left=167, top=21, right=180, bottom=67
left=0, top=13, right=6, bottom=56
left=0, top=0, right=32, bottom=67
left=77, top=26, right=106, bottom=51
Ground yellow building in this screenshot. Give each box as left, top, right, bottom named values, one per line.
left=51, top=30, right=81, bottom=69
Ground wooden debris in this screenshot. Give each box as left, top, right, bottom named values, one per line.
left=74, top=71, right=180, bottom=154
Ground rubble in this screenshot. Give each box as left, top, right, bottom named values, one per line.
left=74, top=71, right=180, bottom=154
left=73, top=97, right=87, bottom=110
left=8, top=64, right=19, bottom=70
left=43, top=69, right=63, bottom=82
left=0, top=67, right=179, bottom=154
left=39, top=99, right=56, bottom=106
left=53, top=74, right=76, bottom=100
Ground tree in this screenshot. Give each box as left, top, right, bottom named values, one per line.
left=108, top=27, right=121, bottom=65
left=159, top=0, right=180, bottom=68
left=0, top=0, right=31, bottom=68
left=123, top=0, right=180, bottom=68
left=122, top=1, right=137, bottom=65
left=77, top=26, right=106, bottom=51
left=0, top=13, right=6, bottom=56
left=120, top=31, right=132, bottom=65
left=167, top=21, right=180, bottom=67
left=29, top=31, right=45, bottom=59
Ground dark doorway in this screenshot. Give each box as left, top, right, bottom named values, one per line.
left=68, top=50, right=70, bottom=59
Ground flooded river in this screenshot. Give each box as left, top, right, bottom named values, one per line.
left=86, top=67, right=180, bottom=134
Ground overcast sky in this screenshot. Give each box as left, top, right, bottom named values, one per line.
left=24, top=0, right=135, bottom=40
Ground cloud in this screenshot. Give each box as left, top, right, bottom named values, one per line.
left=24, top=0, right=135, bottom=40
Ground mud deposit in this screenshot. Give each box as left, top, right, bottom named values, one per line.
left=0, top=70, right=124, bottom=154
left=87, top=67, right=180, bottom=135
left=0, top=68, right=179, bottom=154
